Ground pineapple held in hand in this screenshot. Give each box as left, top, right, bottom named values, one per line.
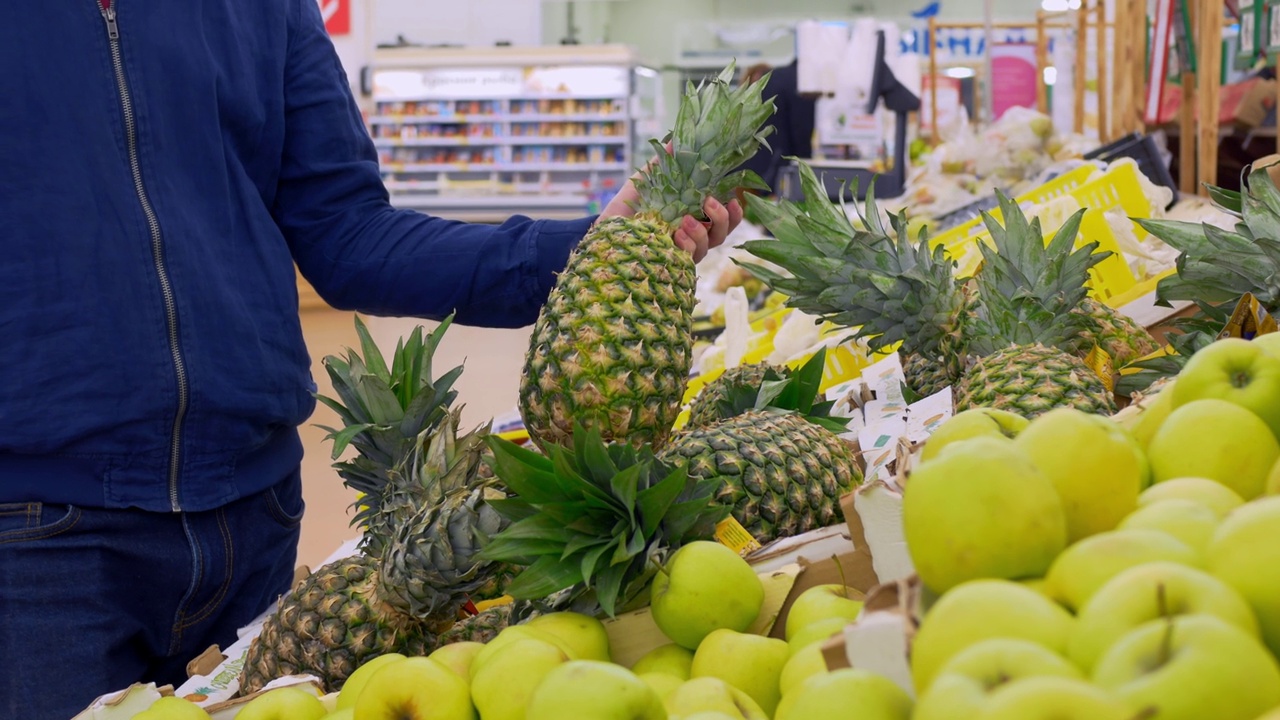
left=520, top=64, right=776, bottom=451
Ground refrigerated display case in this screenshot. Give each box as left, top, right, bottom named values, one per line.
left=367, top=45, right=659, bottom=222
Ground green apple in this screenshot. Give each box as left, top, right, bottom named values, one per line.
left=1208, top=495, right=1280, bottom=658
left=910, top=579, right=1074, bottom=693
left=1117, top=498, right=1221, bottom=553
left=426, top=643, right=482, bottom=681
left=469, top=624, right=577, bottom=679
left=527, top=611, right=612, bottom=663
left=774, top=669, right=912, bottom=720
left=975, top=677, right=1132, bottom=720
left=1017, top=577, right=1051, bottom=598
left=663, top=677, right=768, bottom=720
left=690, top=628, right=789, bottom=717
left=1093, top=615, right=1280, bottom=720
left=784, top=584, right=864, bottom=641
left=919, top=408, right=1028, bottom=463
left=237, top=687, right=327, bottom=720
left=1269, top=456, right=1280, bottom=494
left=1255, top=709, right=1280, bottom=720
left=353, top=657, right=473, bottom=720
left=338, top=654, right=407, bottom=710
left=1123, top=377, right=1177, bottom=451
left=1068, top=560, right=1259, bottom=671
left=787, top=617, right=849, bottom=656
left=133, top=697, right=212, bottom=720
left=913, top=639, right=1082, bottom=720
left=903, top=437, right=1067, bottom=593
left=1013, top=408, right=1146, bottom=542
left=1139, top=477, right=1245, bottom=518
left=1172, top=338, right=1280, bottom=438
left=526, top=660, right=666, bottom=720
left=470, top=637, right=569, bottom=720
left=1044, top=528, right=1200, bottom=612
left=778, top=643, right=828, bottom=698
left=680, top=714, right=741, bottom=720
left=1148, top=399, right=1280, bottom=499
left=638, top=671, right=684, bottom=701
left=632, top=643, right=696, bottom=680
left=651, top=541, right=765, bottom=649
left=1252, top=331, right=1280, bottom=356
left=323, top=710, right=354, bottom=720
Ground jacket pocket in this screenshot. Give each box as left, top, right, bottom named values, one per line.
left=263, top=477, right=305, bottom=529
left=0, top=502, right=82, bottom=545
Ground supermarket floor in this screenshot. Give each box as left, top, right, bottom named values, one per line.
left=296, top=307, right=530, bottom=568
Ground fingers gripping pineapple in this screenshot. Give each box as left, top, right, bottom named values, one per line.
left=519, top=65, right=776, bottom=451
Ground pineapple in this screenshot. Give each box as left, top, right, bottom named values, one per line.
left=238, top=319, right=510, bottom=694
left=519, top=64, right=776, bottom=452
left=1072, top=298, right=1160, bottom=367
left=687, top=362, right=790, bottom=428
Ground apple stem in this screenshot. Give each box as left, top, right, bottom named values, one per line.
left=1155, top=582, right=1170, bottom=620
left=1130, top=706, right=1159, bottom=720
left=832, top=554, right=849, bottom=598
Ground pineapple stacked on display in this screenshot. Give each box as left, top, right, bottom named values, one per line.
left=519, top=64, right=775, bottom=452
left=238, top=317, right=510, bottom=694
left=738, top=163, right=1119, bottom=417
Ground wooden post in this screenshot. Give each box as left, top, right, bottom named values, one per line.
left=1134, top=0, right=1150, bottom=135
left=1095, top=0, right=1110, bottom=143
left=1076, top=6, right=1089, bottom=134
left=1181, top=70, right=1197, bottom=192
left=1196, top=0, right=1222, bottom=194
left=1114, top=0, right=1133, bottom=135
left=929, top=15, right=939, bottom=141
left=1036, top=11, right=1050, bottom=114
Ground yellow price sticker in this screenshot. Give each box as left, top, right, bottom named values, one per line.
left=715, top=516, right=763, bottom=558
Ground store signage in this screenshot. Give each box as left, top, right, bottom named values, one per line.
left=989, top=44, right=1038, bottom=120
left=319, top=0, right=350, bottom=36
left=901, top=26, right=1045, bottom=62
left=373, top=65, right=631, bottom=101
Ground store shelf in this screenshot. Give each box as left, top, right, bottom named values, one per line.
left=384, top=162, right=630, bottom=173
left=373, top=136, right=628, bottom=147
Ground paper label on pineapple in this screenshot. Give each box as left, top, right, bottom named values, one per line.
left=859, top=420, right=908, bottom=481
left=860, top=353, right=908, bottom=403
left=903, top=388, right=954, bottom=443
left=1083, top=344, right=1116, bottom=392
left=715, top=516, right=764, bottom=557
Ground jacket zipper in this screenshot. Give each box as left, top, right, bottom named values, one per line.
left=99, top=2, right=189, bottom=512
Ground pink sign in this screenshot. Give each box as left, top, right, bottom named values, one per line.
left=990, top=43, right=1039, bottom=120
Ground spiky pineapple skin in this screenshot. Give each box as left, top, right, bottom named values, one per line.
left=660, top=410, right=862, bottom=543
left=520, top=216, right=696, bottom=450
left=435, top=604, right=519, bottom=646
left=687, top=363, right=788, bottom=428
left=1071, top=298, right=1160, bottom=367
left=955, top=344, right=1117, bottom=418
left=902, top=352, right=962, bottom=397
left=238, top=557, right=435, bottom=695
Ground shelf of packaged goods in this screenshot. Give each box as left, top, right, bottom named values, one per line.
left=384, top=162, right=629, bottom=173
left=377, top=93, right=628, bottom=103
left=373, top=136, right=627, bottom=147
left=369, top=113, right=625, bottom=124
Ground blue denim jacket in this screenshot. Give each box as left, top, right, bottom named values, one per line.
left=0, top=1, right=590, bottom=511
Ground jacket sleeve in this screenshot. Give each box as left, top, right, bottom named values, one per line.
left=272, top=0, right=591, bottom=328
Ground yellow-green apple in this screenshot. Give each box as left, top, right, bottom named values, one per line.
left=133, top=697, right=212, bottom=720
left=912, top=639, right=1082, bottom=720
left=903, top=438, right=1067, bottom=593
left=1017, top=577, right=1051, bottom=598
left=1068, top=561, right=1259, bottom=671
left=1256, top=709, right=1280, bottom=720
left=1172, top=338, right=1280, bottom=438
left=663, top=677, right=767, bottom=720
left=632, top=643, right=696, bottom=680
left=1093, top=615, right=1280, bottom=720
left=526, top=611, right=611, bottom=663
left=784, top=584, right=864, bottom=640
left=680, top=714, right=740, bottom=720
left=337, top=654, right=406, bottom=710
left=787, top=617, right=848, bottom=656
left=1117, top=498, right=1220, bottom=553
left=773, top=669, right=912, bottom=720
left=974, top=677, right=1132, bottom=720
left=919, top=408, right=1028, bottom=462
left=353, top=657, right=473, bottom=720
left=1269, top=456, right=1280, bottom=494
left=525, top=660, right=666, bottom=720
left=1139, top=477, right=1245, bottom=518
left=651, top=541, right=765, bottom=649
left=426, top=643, right=482, bottom=681
left=690, top=629, right=789, bottom=716
left=1014, top=409, right=1146, bottom=541
left=470, top=637, right=569, bottom=720
left=237, top=687, right=327, bottom=720
left=1044, top=528, right=1200, bottom=611
left=469, top=625, right=576, bottom=679
left=1123, top=378, right=1176, bottom=451
left=1208, top=495, right=1280, bottom=658
left=778, top=643, right=827, bottom=697
left=323, top=710, right=354, bottom=720
left=910, top=579, right=1074, bottom=693
left=1147, top=399, right=1280, bottom=499
left=638, top=672, right=684, bottom=701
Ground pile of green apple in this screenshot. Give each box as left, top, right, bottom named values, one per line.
left=900, top=336, right=1280, bottom=719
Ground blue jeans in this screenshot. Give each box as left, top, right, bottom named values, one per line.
left=0, top=471, right=304, bottom=720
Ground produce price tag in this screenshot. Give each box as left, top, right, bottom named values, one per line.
left=715, top=516, right=764, bottom=557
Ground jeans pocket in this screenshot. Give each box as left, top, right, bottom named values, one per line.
left=0, top=502, right=82, bottom=545
left=263, top=477, right=305, bottom=529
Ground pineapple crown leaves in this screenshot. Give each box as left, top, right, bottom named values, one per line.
left=476, top=425, right=727, bottom=617
left=1138, top=164, right=1280, bottom=310
left=633, top=62, right=777, bottom=224
left=965, top=193, right=1103, bottom=355
left=315, top=315, right=460, bottom=491
left=1113, top=301, right=1228, bottom=396
left=704, top=350, right=849, bottom=432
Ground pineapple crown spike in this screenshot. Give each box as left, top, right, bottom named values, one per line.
left=630, top=61, right=777, bottom=225
left=702, top=350, right=849, bottom=432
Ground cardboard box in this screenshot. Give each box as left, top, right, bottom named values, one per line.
left=821, top=575, right=924, bottom=697
left=749, top=525, right=878, bottom=641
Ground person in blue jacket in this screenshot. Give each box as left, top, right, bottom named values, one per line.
left=0, top=3, right=740, bottom=717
